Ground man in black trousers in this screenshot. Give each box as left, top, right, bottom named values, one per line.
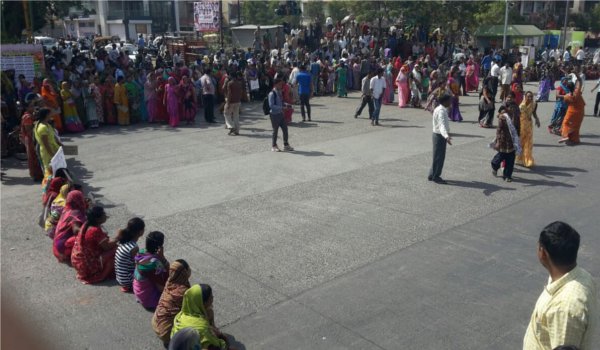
left=354, top=71, right=374, bottom=119
left=429, top=94, right=453, bottom=184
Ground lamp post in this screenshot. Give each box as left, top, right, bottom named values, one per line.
left=502, top=0, right=509, bottom=49
left=561, top=0, right=569, bottom=51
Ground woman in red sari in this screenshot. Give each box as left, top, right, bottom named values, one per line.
left=101, top=76, right=117, bottom=124
left=40, top=79, right=64, bottom=132
left=154, top=76, right=168, bottom=123
left=20, top=94, right=44, bottom=181
left=71, top=206, right=118, bottom=284
left=180, top=76, right=196, bottom=124
left=53, top=190, right=86, bottom=263
left=465, top=59, right=478, bottom=93
left=559, top=80, right=586, bottom=145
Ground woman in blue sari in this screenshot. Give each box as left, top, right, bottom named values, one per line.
left=548, top=77, right=570, bottom=135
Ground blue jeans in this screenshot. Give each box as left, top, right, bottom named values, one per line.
left=372, top=97, right=382, bottom=122
left=311, top=74, right=319, bottom=94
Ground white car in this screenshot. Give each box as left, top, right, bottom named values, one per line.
left=34, top=36, right=58, bottom=50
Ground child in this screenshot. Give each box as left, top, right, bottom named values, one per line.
left=115, top=217, right=146, bottom=293
left=133, top=231, right=170, bottom=309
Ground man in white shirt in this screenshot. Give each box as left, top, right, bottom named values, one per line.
left=499, top=62, right=513, bottom=100
left=429, top=94, right=453, bottom=184
left=490, top=59, right=501, bottom=100
left=369, top=67, right=386, bottom=126
left=575, top=46, right=585, bottom=65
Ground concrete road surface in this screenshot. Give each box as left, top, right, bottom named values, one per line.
left=2, top=82, right=599, bottom=350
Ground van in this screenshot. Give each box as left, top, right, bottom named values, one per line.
left=34, top=36, right=58, bottom=50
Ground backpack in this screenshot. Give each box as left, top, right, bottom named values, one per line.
left=263, top=91, right=275, bottom=115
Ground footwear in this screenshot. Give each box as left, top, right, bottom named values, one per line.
left=375, top=121, right=380, bottom=126
left=120, top=286, right=132, bottom=293
left=308, top=117, right=311, bottom=121
left=354, top=114, right=358, bottom=118
left=427, top=175, right=433, bottom=181
left=371, top=120, right=375, bottom=126
left=228, top=128, right=234, bottom=135
left=558, top=137, right=568, bottom=144
left=433, top=177, right=447, bottom=184
left=234, top=130, right=239, bottom=135
left=492, top=169, right=497, bottom=177
left=271, top=146, right=281, bottom=152
left=283, top=144, right=294, bottom=152
left=505, top=178, right=513, bottom=182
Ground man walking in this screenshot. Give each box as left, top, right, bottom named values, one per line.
left=224, top=71, right=243, bottom=135
left=499, top=62, right=513, bottom=101
left=269, top=78, right=294, bottom=152
left=295, top=64, right=312, bottom=122
left=355, top=71, right=374, bottom=119
left=490, top=59, right=500, bottom=101
left=523, top=221, right=598, bottom=350
left=369, top=67, right=386, bottom=126
left=428, top=94, right=452, bottom=184
left=200, top=68, right=216, bottom=123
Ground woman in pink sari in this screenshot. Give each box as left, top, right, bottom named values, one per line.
left=53, top=190, right=86, bottom=263
left=465, top=59, right=478, bottom=92
left=165, top=77, right=180, bottom=127
left=179, top=76, right=196, bottom=124
left=396, top=65, right=410, bottom=108
left=145, top=73, right=157, bottom=123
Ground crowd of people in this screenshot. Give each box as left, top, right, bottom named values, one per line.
left=1, top=17, right=599, bottom=350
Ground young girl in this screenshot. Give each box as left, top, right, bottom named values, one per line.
left=133, top=231, right=170, bottom=309
left=115, top=217, right=146, bottom=293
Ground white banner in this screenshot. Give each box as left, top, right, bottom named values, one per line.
left=194, top=1, right=220, bottom=33
left=50, top=147, right=67, bottom=175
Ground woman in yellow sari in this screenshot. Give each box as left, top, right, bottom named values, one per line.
left=171, top=284, right=230, bottom=350
left=516, top=91, right=540, bottom=168
left=60, top=81, right=84, bottom=133
left=45, top=184, right=70, bottom=238
left=114, top=76, right=130, bottom=125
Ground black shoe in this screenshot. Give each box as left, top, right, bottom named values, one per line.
left=427, top=175, right=433, bottom=181
left=308, top=117, right=311, bottom=121
left=433, top=177, right=447, bottom=184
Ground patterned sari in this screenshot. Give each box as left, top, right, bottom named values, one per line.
left=152, top=261, right=191, bottom=344
left=133, top=249, right=169, bottom=308
left=52, top=190, right=86, bottom=262
left=516, top=100, right=537, bottom=168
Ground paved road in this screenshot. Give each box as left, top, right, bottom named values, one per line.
left=2, top=83, right=600, bottom=350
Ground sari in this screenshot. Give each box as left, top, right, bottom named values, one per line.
left=155, top=78, right=168, bottom=123
left=383, top=64, right=394, bottom=104
left=83, top=84, right=99, bottom=128
left=52, top=190, right=86, bottom=263
left=336, top=66, right=347, bottom=97
left=425, top=85, right=446, bottom=114
left=135, top=77, right=148, bottom=122
left=549, top=82, right=570, bottom=135
left=93, top=83, right=104, bottom=124
left=447, top=77, right=463, bottom=122
left=101, top=80, right=116, bottom=124
left=516, top=100, right=537, bottom=167
left=41, top=172, right=66, bottom=206
left=165, top=77, right=180, bottom=127
left=396, top=67, right=410, bottom=108
left=465, top=61, right=478, bottom=92
left=40, top=79, right=64, bottom=132
left=125, top=80, right=141, bottom=124
left=71, top=223, right=116, bottom=284
left=71, top=84, right=87, bottom=127
left=171, top=285, right=227, bottom=350
left=511, top=83, right=523, bottom=105
left=352, top=62, right=361, bottom=90
left=152, top=261, right=191, bottom=345
left=133, top=249, right=169, bottom=308
left=45, top=184, right=69, bottom=238
left=19, top=111, right=44, bottom=181
left=536, top=74, right=553, bottom=102
left=60, top=82, right=84, bottom=133
left=114, top=82, right=130, bottom=125
left=180, top=78, right=196, bottom=123
left=144, top=74, right=157, bottom=122
left=561, top=88, right=586, bottom=144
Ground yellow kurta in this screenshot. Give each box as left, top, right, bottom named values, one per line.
left=517, top=101, right=536, bottom=168
left=114, top=83, right=130, bottom=125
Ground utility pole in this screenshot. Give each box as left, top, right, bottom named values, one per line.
left=219, top=0, right=223, bottom=48
left=237, top=0, right=241, bottom=26
left=502, top=0, right=509, bottom=50
left=562, top=0, right=570, bottom=51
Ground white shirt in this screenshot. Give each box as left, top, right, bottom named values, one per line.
left=490, top=63, right=500, bottom=77
left=576, top=49, right=585, bottom=60
left=459, top=63, right=467, bottom=77
left=432, top=105, right=450, bottom=139
left=369, top=76, right=386, bottom=99
left=500, top=66, right=513, bottom=85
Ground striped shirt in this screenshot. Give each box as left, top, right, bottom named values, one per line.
left=523, top=266, right=598, bottom=350
left=115, top=241, right=137, bottom=287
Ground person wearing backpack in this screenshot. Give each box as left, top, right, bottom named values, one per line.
left=268, top=78, right=294, bottom=152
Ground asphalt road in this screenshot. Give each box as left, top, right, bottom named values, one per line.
left=2, top=83, right=600, bottom=350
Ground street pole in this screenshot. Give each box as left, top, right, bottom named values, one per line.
left=237, top=0, right=241, bottom=26
left=562, top=0, right=570, bottom=51
left=502, top=0, right=509, bottom=50
left=219, top=0, right=223, bottom=48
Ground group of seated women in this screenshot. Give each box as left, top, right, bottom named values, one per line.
left=39, top=168, right=235, bottom=350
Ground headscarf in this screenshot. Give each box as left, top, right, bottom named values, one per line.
left=53, top=190, right=86, bottom=261
left=170, top=285, right=226, bottom=349
left=42, top=177, right=67, bottom=205
left=53, top=184, right=70, bottom=207
left=41, top=79, right=59, bottom=108
left=168, top=328, right=200, bottom=350
left=152, top=261, right=192, bottom=341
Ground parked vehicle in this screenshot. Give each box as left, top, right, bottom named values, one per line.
left=34, top=36, right=58, bottom=50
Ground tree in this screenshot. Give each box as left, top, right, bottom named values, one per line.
left=304, top=0, right=325, bottom=24
left=242, top=0, right=301, bottom=27
left=1, top=0, right=81, bottom=42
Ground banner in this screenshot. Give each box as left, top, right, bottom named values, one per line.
left=194, top=1, right=220, bottom=33
left=0, top=44, right=45, bottom=82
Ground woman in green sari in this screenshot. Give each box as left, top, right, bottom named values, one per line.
left=125, top=75, right=142, bottom=124
left=336, top=62, right=348, bottom=97
left=171, top=284, right=231, bottom=350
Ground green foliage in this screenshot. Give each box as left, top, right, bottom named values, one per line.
left=303, top=0, right=325, bottom=23
left=569, top=4, right=600, bottom=31
left=241, top=0, right=301, bottom=27
left=1, top=0, right=81, bottom=41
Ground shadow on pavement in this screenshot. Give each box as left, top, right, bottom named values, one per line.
left=528, top=165, right=587, bottom=178
left=226, top=334, right=246, bottom=350
left=290, top=150, right=334, bottom=157
left=451, top=133, right=485, bottom=138
left=445, top=180, right=516, bottom=196
left=517, top=177, right=577, bottom=188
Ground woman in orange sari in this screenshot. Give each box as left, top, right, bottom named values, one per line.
left=559, top=80, right=585, bottom=145
left=101, top=76, right=117, bottom=124
left=40, top=79, right=64, bottom=132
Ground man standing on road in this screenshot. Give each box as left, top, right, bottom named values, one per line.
left=310, top=57, right=320, bottom=96
left=295, top=64, right=312, bottom=122
left=224, top=71, right=243, bottom=135
left=269, top=78, right=294, bottom=152
left=499, top=62, right=513, bottom=101
left=200, top=68, right=216, bottom=123
left=523, top=221, right=598, bottom=350
left=428, top=94, right=452, bottom=184
left=369, top=67, right=386, bottom=126
left=490, top=59, right=500, bottom=101
left=355, top=71, right=374, bottom=119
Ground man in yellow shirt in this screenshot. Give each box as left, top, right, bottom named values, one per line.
left=523, top=221, right=598, bottom=350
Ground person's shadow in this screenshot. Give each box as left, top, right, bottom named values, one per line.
left=226, top=334, right=246, bottom=350
left=444, top=180, right=516, bottom=196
